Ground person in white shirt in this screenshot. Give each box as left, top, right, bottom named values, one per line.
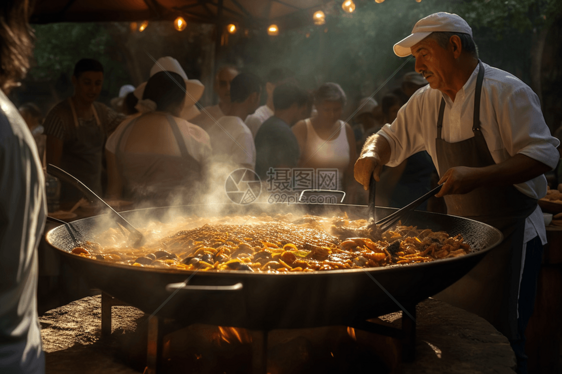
left=354, top=12, right=559, bottom=373
left=206, top=73, right=261, bottom=171
left=0, top=2, right=46, bottom=373
left=191, top=65, right=239, bottom=131
left=245, top=67, right=295, bottom=138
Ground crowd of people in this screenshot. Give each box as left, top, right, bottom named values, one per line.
left=19, top=56, right=435, bottom=208
left=19, top=55, right=436, bottom=209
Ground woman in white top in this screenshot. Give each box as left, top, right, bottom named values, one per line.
left=106, top=71, right=211, bottom=206
left=292, top=83, right=357, bottom=196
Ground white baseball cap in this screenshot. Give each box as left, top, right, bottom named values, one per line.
left=393, top=12, right=472, bottom=57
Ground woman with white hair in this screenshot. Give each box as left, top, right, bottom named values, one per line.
left=292, top=83, right=357, bottom=197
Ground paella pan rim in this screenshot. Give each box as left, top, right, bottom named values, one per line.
left=45, top=202, right=504, bottom=278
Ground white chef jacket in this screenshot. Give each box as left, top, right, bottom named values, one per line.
left=378, top=62, right=560, bottom=245
left=0, top=90, right=46, bottom=374
left=245, top=105, right=273, bottom=138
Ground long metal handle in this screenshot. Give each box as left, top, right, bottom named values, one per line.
left=376, top=184, right=443, bottom=230
left=46, top=216, right=82, bottom=245
left=368, top=179, right=376, bottom=222
left=46, top=164, right=144, bottom=245
left=46, top=216, right=68, bottom=226
left=166, top=281, right=243, bottom=292
left=298, top=189, right=346, bottom=204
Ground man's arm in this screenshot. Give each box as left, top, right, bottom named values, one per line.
left=436, top=154, right=551, bottom=197
left=354, top=134, right=392, bottom=190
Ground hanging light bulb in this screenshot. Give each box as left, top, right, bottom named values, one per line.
left=268, top=24, right=279, bottom=36
left=375, top=0, right=385, bottom=3
left=313, top=10, right=326, bottom=25
left=415, top=0, right=422, bottom=2
left=174, top=17, right=187, bottom=31
left=227, top=24, right=237, bottom=34
left=138, top=21, right=149, bottom=32
left=342, top=0, right=355, bottom=13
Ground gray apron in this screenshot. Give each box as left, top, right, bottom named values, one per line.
left=433, top=61, right=537, bottom=340
left=115, top=113, right=202, bottom=206
left=60, top=98, right=104, bottom=204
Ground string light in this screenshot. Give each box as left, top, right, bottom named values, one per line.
left=268, top=24, right=279, bottom=36
left=342, top=0, right=355, bottom=13
left=375, top=0, right=385, bottom=3
left=227, top=24, right=237, bottom=34
left=139, top=21, right=149, bottom=32
left=313, top=10, right=326, bottom=25
left=174, top=17, right=187, bottom=31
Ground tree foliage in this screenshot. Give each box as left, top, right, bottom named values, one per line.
left=29, top=22, right=130, bottom=100
left=24, top=0, right=562, bottom=109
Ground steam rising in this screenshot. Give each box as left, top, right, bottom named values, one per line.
left=88, top=159, right=315, bottom=248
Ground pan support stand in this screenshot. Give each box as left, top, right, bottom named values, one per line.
left=101, top=293, right=416, bottom=372
left=350, top=302, right=417, bottom=362
left=250, top=330, right=269, bottom=374
left=101, top=292, right=129, bottom=337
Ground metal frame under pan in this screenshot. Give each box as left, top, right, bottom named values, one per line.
left=46, top=203, right=502, bottom=330
left=46, top=203, right=502, bottom=371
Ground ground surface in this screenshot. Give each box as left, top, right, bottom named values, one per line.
left=40, top=296, right=516, bottom=373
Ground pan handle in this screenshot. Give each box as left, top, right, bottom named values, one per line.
left=166, top=281, right=243, bottom=292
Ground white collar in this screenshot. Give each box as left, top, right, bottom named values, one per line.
left=440, top=62, right=482, bottom=106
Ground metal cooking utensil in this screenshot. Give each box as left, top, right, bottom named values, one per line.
left=47, top=164, right=145, bottom=246
left=368, top=178, right=377, bottom=223
left=374, top=184, right=444, bottom=232
left=46, top=215, right=84, bottom=246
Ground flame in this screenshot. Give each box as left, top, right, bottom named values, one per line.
left=194, top=353, right=202, bottom=360
left=217, top=326, right=253, bottom=344
left=227, top=24, right=237, bottom=34
left=347, top=326, right=357, bottom=341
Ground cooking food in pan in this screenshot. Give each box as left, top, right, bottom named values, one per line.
left=69, top=213, right=471, bottom=273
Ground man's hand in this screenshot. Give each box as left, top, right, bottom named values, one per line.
left=354, top=152, right=385, bottom=191
left=435, top=166, right=485, bottom=198
left=435, top=154, right=554, bottom=198
left=354, top=134, right=392, bottom=190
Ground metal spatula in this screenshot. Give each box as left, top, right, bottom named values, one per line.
left=373, top=184, right=443, bottom=233
left=47, top=164, right=145, bottom=246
